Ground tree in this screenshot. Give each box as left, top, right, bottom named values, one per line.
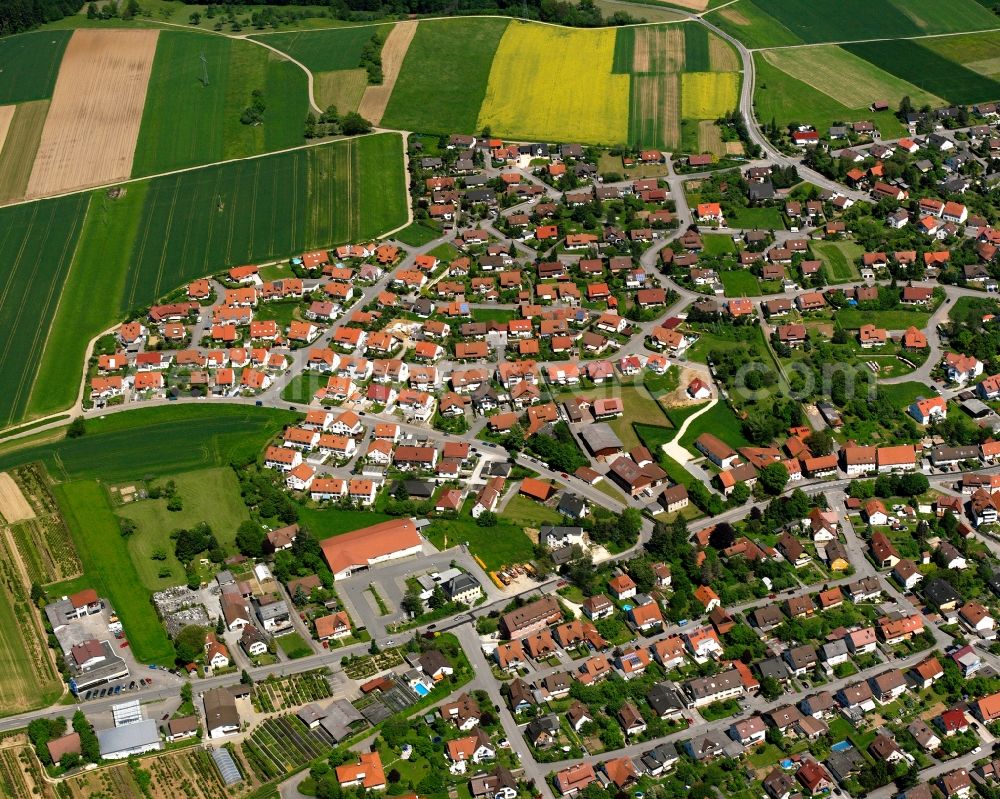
left=758, top=462, right=789, bottom=495
left=476, top=511, right=497, bottom=527
left=730, top=482, right=751, bottom=505
left=67, top=417, right=86, bottom=438
left=340, top=112, right=373, bottom=135
left=759, top=676, right=782, bottom=701
left=401, top=586, right=423, bottom=617
left=215, top=616, right=225, bottom=636
left=241, top=669, right=253, bottom=686
left=167, top=495, right=183, bottom=512
left=175, top=625, right=207, bottom=664
left=180, top=681, right=193, bottom=705
left=235, top=520, right=265, bottom=558
left=72, top=711, right=100, bottom=763
left=805, top=429, right=833, bottom=455
left=428, top=585, right=447, bottom=610
left=708, top=522, right=736, bottom=550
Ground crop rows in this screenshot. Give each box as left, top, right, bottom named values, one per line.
left=253, top=671, right=332, bottom=713
left=242, top=716, right=332, bottom=777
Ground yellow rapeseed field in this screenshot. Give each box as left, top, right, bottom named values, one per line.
left=477, top=22, right=629, bottom=144
left=680, top=71, right=740, bottom=118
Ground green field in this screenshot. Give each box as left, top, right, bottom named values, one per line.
left=880, top=381, right=936, bottom=407
left=382, top=17, right=508, bottom=133
left=0, top=193, right=89, bottom=429
left=834, top=308, right=931, bottom=330
left=811, top=240, right=862, bottom=283
left=132, top=32, right=309, bottom=176
left=702, top=233, right=737, bottom=255
left=119, top=467, right=250, bottom=591
left=53, top=480, right=176, bottom=665
left=0, top=30, right=70, bottom=104
left=728, top=0, right=998, bottom=46
left=678, top=400, right=750, bottom=455
left=720, top=271, right=762, bottom=297
left=921, top=31, right=1000, bottom=76
left=30, top=186, right=148, bottom=418
left=425, top=511, right=534, bottom=570
left=502, top=494, right=563, bottom=529
left=843, top=39, right=1000, bottom=105
left=393, top=222, right=441, bottom=246
left=120, top=133, right=406, bottom=313
left=684, top=24, right=710, bottom=71
left=0, top=99, right=50, bottom=203
left=727, top=206, right=785, bottom=230
left=252, top=24, right=392, bottom=72
left=707, top=1, right=803, bottom=49
left=0, top=405, right=296, bottom=482
left=0, top=135, right=405, bottom=429
left=753, top=54, right=908, bottom=139
left=297, top=506, right=394, bottom=538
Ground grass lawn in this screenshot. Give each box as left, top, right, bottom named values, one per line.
left=880, top=381, right=936, bottom=407
left=502, top=493, right=562, bottom=529
left=599, top=385, right=673, bottom=450
left=0, top=405, right=296, bottom=483
left=720, top=270, right=762, bottom=297
left=726, top=205, right=785, bottom=230
left=471, top=308, right=518, bottom=323
left=679, top=401, right=749, bottom=455
left=392, top=222, right=442, bottom=247
left=281, top=373, right=322, bottom=404
left=52, top=481, right=175, bottom=665
left=428, top=241, right=460, bottom=262
left=297, top=506, right=394, bottom=538
left=425, top=501, right=534, bottom=570
left=276, top=632, right=313, bottom=659
left=702, top=233, right=737, bottom=255
left=811, top=239, right=862, bottom=283
left=118, top=467, right=249, bottom=591
left=254, top=301, right=301, bottom=328
left=748, top=743, right=785, bottom=768
left=949, top=294, right=999, bottom=323
left=834, top=308, right=930, bottom=330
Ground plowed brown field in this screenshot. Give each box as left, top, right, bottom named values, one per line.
left=26, top=29, right=158, bottom=198
left=358, top=21, right=417, bottom=124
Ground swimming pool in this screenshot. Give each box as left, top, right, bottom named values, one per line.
left=413, top=683, right=430, bottom=697
left=831, top=741, right=852, bottom=752
left=622, top=604, right=633, bottom=611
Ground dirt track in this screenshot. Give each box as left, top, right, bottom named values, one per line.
left=26, top=29, right=158, bottom=198
left=0, top=472, right=34, bottom=523
left=358, top=21, right=418, bottom=124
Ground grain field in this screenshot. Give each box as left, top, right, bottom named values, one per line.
left=358, top=21, right=417, bottom=124
left=0, top=100, right=48, bottom=204
left=26, top=30, right=159, bottom=198
left=708, top=33, right=740, bottom=71
left=0, top=473, right=34, bottom=523
left=697, top=119, right=724, bottom=155
left=633, top=25, right=685, bottom=73
left=630, top=72, right=680, bottom=149
left=315, top=68, right=368, bottom=112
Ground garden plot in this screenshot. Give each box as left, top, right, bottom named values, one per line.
left=251, top=670, right=333, bottom=713
left=242, top=715, right=335, bottom=781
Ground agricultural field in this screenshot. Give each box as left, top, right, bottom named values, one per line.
left=382, top=17, right=508, bottom=134
left=0, top=30, right=70, bottom=104
left=761, top=46, right=943, bottom=113
left=922, top=31, right=1000, bottom=79
left=0, top=405, right=297, bottom=484
left=118, top=467, right=249, bottom=591
left=478, top=22, right=628, bottom=144
left=0, top=737, right=58, bottom=799
left=709, top=0, right=999, bottom=48
left=753, top=55, right=909, bottom=140
left=132, top=31, right=309, bottom=176
left=357, top=20, right=418, bottom=124
left=1, top=465, right=82, bottom=585
left=843, top=39, right=1000, bottom=105
left=0, top=516, right=63, bottom=714
left=0, top=100, right=49, bottom=204
left=253, top=24, right=392, bottom=72
left=252, top=671, right=333, bottom=713
left=242, top=715, right=334, bottom=781
left=26, top=29, right=159, bottom=199
left=132, top=747, right=251, bottom=799
left=314, top=68, right=367, bottom=113
left=0, top=192, right=89, bottom=430
left=0, top=133, right=405, bottom=430
left=621, top=23, right=740, bottom=150
left=52, top=479, right=176, bottom=664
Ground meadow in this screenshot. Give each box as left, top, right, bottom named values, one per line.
left=0, top=193, right=89, bottom=430
left=707, top=1, right=802, bottom=50
left=132, top=31, right=308, bottom=176
left=382, top=17, right=508, bottom=134
left=921, top=31, right=1000, bottom=78
left=53, top=480, right=176, bottom=664
left=0, top=405, right=297, bottom=482
left=253, top=24, right=392, bottom=72
left=677, top=400, right=750, bottom=455
left=119, top=467, right=249, bottom=591
left=0, top=30, right=70, bottom=104
left=843, top=39, right=1000, bottom=105
left=811, top=240, right=862, bottom=282
left=477, top=23, right=629, bottom=144
left=720, top=271, right=762, bottom=297
left=834, top=308, right=931, bottom=330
